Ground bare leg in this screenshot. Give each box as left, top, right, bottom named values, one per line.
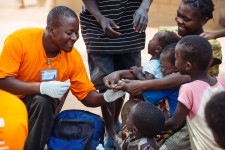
left=114, top=97, right=124, bottom=133
left=100, top=90, right=123, bottom=149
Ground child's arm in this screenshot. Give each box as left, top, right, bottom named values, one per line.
left=145, top=72, right=155, bottom=80
left=130, top=66, right=146, bottom=80
left=200, top=29, right=225, bottom=40
left=164, top=102, right=189, bottom=131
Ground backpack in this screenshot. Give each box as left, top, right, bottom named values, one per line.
left=47, top=109, right=105, bottom=150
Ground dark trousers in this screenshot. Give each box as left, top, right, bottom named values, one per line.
left=21, top=94, right=59, bottom=150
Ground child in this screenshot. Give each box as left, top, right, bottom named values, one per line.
left=122, top=102, right=165, bottom=150
left=164, top=35, right=225, bottom=149
left=142, top=43, right=179, bottom=117
left=159, top=0, right=222, bottom=77
left=130, top=31, right=180, bottom=80
left=119, top=31, right=180, bottom=126
left=205, top=91, right=225, bottom=149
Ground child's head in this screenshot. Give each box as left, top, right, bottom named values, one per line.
left=160, top=43, right=178, bottom=76
left=126, top=102, right=165, bottom=138
left=205, top=91, right=225, bottom=149
left=176, top=0, right=214, bottom=36
left=148, top=31, right=180, bottom=57
left=175, top=35, right=212, bottom=75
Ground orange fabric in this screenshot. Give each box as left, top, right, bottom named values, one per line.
left=0, top=90, right=28, bottom=150
left=0, top=28, right=95, bottom=100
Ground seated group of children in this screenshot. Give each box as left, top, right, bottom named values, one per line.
left=115, top=33, right=225, bottom=150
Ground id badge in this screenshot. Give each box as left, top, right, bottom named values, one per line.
left=41, top=69, right=58, bottom=81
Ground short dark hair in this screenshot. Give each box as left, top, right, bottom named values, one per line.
left=158, top=31, right=180, bottom=49
left=177, top=35, right=212, bottom=70
left=132, top=102, right=165, bottom=138
left=182, top=0, right=214, bottom=19
left=47, top=6, right=77, bottom=27
left=161, top=43, right=177, bottom=65
left=205, top=91, right=225, bottom=148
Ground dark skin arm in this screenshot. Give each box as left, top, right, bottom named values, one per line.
left=200, top=29, right=225, bottom=40
left=165, top=102, right=189, bottom=131
left=81, top=90, right=106, bottom=107
left=133, top=0, right=153, bottom=33
left=104, top=72, right=191, bottom=96
left=130, top=66, right=146, bottom=80
left=0, top=77, right=106, bottom=108
left=130, top=66, right=154, bottom=80
left=82, top=0, right=121, bottom=38
left=103, top=70, right=136, bottom=89
left=145, top=72, right=155, bottom=80
left=0, top=76, right=40, bottom=95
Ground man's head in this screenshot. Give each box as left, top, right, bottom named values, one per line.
left=46, top=6, right=79, bottom=53
left=205, top=92, right=225, bottom=149
left=175, top=35, right=212, bottom=75
left=126, top=102, right=165, bottom=138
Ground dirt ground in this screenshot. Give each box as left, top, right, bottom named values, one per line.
left=1, top=0, right=225, bottom=118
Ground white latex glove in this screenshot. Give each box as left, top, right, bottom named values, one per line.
left=103, top=89, right=125, bottom=102
left=40, top=79, right=71, bottom=98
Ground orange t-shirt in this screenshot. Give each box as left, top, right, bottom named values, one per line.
left=0, top=28, right=95, bottom=100
left=0, top=89, right=28, bottom=149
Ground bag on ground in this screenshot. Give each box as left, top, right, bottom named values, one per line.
left=47, top=109, right=105, bottom=150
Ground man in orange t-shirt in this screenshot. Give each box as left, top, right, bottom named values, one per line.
left=0, top=6, right=119, bottom=150
left=0, top=90, right=28, bottom=150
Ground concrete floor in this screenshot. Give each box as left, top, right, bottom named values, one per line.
left=1, top=0, right=225, bottom=118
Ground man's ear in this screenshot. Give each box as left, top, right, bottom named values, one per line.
left=47, top=25, right=54, bottom=37
left=201, top=17, right=209, bottom=26
left=186, top=62, right=192, bottom=71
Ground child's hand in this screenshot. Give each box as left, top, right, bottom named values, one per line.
left=130, top=66, right=142, bottom=76
left=113, top=80, right=126, bottom=91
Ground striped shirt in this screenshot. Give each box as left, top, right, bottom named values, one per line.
left=80, top=0, right=146, bottom=54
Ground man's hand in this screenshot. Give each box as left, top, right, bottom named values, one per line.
left=99, top=16, right=122, bottom=38
left=103, top=71, right=122, bottom=89
left=133, top=6, right=148, bottom=33
left=40, top=80, right=71, bottom=98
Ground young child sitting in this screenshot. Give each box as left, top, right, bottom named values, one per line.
left=116, top=31, right=180, bottom=126
left=130, top=31, right=180, bottom=80
left=205, top=91, right=225, bottom=149
left=122, top=102, right=165, bottom=150
left=164, top=35, right=225, bottom=149
left=142, top=43, right=179, bottom=117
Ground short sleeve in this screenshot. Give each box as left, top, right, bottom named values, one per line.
left=142, top=60, right=163, bottom=79
left=207, top=39, right=222, bottom=77
left=178, top=84, right=193, bottom=110
left=0, top=35, right=23, bottom=78
left=217, top=77, right=225, bottom=89
left=69, top=50, right=95, bottom=100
